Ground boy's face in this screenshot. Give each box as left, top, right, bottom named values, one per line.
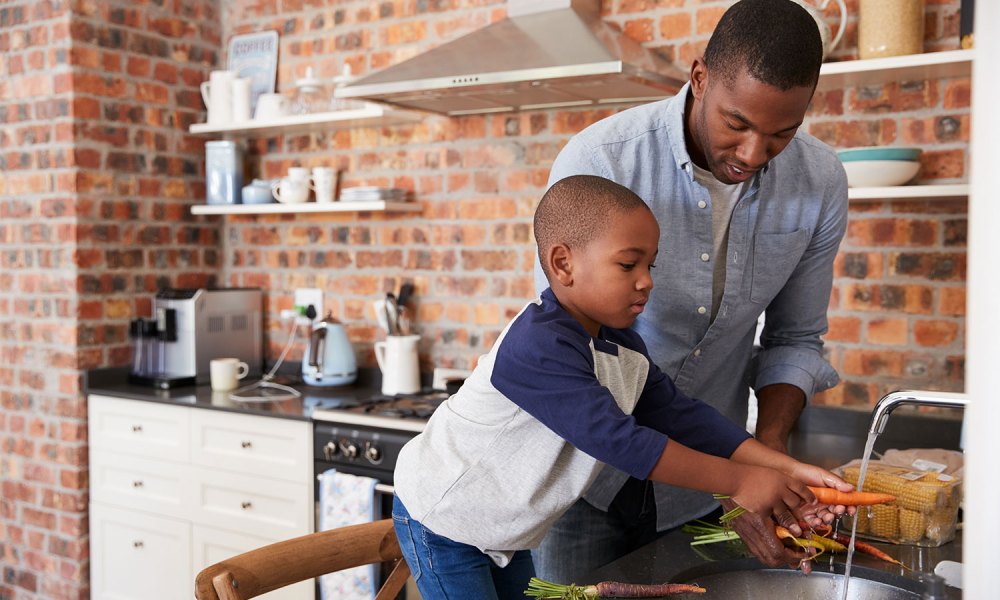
left=558, top=208, right=659, bottom=337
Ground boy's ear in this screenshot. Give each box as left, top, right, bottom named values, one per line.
left=548, top=243, right=573, bottom=287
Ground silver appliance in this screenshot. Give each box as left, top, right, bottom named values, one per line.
left=335, top=0, right=686, bottom=115
left=130, top=288, right=263, bottom=388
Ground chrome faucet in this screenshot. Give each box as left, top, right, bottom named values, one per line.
left=869, top=390, right=969, bottom=435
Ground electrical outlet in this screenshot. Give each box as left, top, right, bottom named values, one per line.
left=294, top=288, right=323, bottom=323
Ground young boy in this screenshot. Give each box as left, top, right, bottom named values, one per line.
left=391, top=175, right=851, bottom=599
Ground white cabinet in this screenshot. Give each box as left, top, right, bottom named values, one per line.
left=89, top=395, right=314, bottom=600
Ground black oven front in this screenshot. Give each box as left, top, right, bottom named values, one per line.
left=313, top=420, right=421, bottom=598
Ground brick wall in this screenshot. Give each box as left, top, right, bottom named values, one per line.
left=0, top=1, right=221, bottom=597
left=224, top=0, right=968, bottom=405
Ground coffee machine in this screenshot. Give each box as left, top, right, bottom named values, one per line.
left=129, top=288, right=263, bottom=389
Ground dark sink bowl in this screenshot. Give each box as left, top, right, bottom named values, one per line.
left=673, top=559, right=941, bottom=599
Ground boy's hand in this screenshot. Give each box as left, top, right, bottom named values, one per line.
left=730, top=465, right=813, bottom=534
left=784, top=463, right=856, bottom=527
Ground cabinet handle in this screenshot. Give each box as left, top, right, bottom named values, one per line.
left=241, top=501, right=252, bottom=510
left=131, top=424, right=143, bottom=433
left=132, top=480, right=144, bottom=488
left=133, top=541, right=144, bottom=549
left=240, top=440, right=252, bottom=449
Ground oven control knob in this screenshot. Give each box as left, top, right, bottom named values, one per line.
left=323, top=441, right=339, bottom=461
left=339, top=440, right=359, bottom=459
left=364, top=443, right=382, bottom=464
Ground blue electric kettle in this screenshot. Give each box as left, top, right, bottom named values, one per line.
left=302, top=313, right=357, bottom=386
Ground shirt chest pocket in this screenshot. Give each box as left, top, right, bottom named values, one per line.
left=749, top=229, right=810, bottom=305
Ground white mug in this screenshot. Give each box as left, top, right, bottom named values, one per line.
left=231, top=77, right=252, bottom=124
left=287, top=167, right=310, bottom=181
left=311, top=167, right=337, bottom=203
left=200, top=70, right=236, bottom=126
left=272, top=177, right=310, bottom=203
left=374, top=335, right=420, bottom=395
left=254, top=92, right=289, bottom=121
left=210, top=358, right=249, bottom=391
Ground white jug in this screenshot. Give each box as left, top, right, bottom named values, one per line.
left=790, top=0, right=847, bottom=59
left=200, top=70, right=236, bottom=125
left=374, top=335, right=420, bottom=395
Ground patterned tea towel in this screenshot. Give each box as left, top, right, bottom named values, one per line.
left=318, top=468, right=379, bottom=600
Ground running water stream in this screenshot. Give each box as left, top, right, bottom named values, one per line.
left=838, top=430, right=880, bottom=600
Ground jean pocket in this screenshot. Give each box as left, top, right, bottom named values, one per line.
left=392, top=514, right=422, bottom=581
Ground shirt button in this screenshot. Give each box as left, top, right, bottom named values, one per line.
left=697, top=306, right=707, bottom=315
left=697, top=200, right=707, bottom=209
left=694, top=349, right=702, bottom=357
left=700, top=253, right=710, bottom=262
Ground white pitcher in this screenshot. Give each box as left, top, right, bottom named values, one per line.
left=374, top=335, right=420, bottom=395
left=200, top=70, right=235, bottom=125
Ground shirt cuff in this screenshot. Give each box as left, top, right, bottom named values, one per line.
left=753, top=345, right=840, bottom=402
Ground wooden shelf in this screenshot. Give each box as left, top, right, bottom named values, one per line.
left=189, top=103, right=424, bottom=137
left=847, top=183, right=968, bottom=200
left=190, top=201, right=422, bottom=215
left=818, top=49, right=973, bottom=90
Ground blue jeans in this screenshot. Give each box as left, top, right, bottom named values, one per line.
left=531, top=478, right=666, bottom=584
left=392, top=497, right=535, bottom=600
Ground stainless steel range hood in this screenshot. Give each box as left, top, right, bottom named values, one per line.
left=336, top=0, right=687, bottom=116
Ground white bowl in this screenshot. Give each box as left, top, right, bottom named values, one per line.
left=842, top=159, right=921, bottom=188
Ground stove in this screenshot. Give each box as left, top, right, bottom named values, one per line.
left=312, top=390, right=448, bottom=433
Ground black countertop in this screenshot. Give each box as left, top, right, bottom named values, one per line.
left=84, top=366, right=387, bottom=422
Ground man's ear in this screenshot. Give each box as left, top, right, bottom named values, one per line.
left=547, top=244, right=574, bottom=287
left=690, top=57, right=708, bottom=100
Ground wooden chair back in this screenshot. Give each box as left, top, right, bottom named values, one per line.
left=194, top=519, right=410, bottom=600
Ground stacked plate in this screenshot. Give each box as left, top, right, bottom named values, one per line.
left=837, top=146, right=922, bottom=188
left=339, top=186, right=410, bottom=202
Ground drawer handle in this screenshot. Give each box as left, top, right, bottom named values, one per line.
left=132, top=480, right=144, bottom=488
left=240, top=440, right=252, bottom=449
left=131, top=424, right=143, bottom=433
left=133, top=541, right=144, bottom=549
left=241, top=501, right=252, bottom=510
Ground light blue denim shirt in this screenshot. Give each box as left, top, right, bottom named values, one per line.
left=534, top=83, right=848, bottom=530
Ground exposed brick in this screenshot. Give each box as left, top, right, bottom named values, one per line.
left=914, top=319, right=960, bottom=347
left=866, top=318, right=908, bottom=345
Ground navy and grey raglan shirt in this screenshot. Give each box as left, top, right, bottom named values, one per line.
left=393, top=289, right=751, bottom=565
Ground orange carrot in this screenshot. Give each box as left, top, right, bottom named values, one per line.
left=807, top=486, right=895, bottom=506
left=829, top=532, right=909, bottom=569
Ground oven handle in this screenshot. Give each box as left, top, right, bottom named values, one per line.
left=316, top=475, right=394, bottom=496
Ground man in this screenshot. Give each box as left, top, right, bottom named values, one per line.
left=532, top=0, right=848, bottom=582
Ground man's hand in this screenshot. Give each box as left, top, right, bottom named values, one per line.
left=720, top=497, right=810, bottom=570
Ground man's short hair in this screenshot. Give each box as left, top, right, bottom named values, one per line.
left=704, top=0, right=823, bottom=90
left=534, top=175, right=649, bottom=280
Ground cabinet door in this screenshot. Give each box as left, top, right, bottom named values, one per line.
left=90, top=503, right=191, bottom=600
left=89, top=395, right=190, bottom=463
left=191, top=465, right=311, bottom=540
left=190, top=409, right=311, bottom=482
left=90, top=449, right=192, bottom=521
left=192, top=525, right=315, bottom=600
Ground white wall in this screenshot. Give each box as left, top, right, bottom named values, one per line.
left=962, top=0, right=997, bottom=597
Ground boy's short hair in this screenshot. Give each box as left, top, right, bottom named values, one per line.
left=534, top=175, right=649, bottom=280
left=704, top=0, right=823, bottom=91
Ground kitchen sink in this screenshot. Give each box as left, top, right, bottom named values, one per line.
left=673, top=559, right=955, bottom=599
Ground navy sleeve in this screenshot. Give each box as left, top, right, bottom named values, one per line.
left=490, top=311, right=668, bottom=480
left=604, top=328, right=752, bottom=458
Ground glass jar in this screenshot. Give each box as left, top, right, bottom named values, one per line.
left=205, top=140, right=243, bottom=205
left=290, top=67, right=330, bottom=115
left=859, top=0, right=924, bottom=59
